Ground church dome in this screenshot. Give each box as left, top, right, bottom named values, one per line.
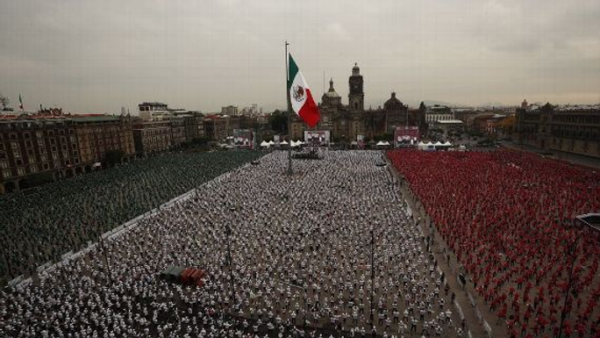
left=384, top=92, right=405, bottom=110
left=324, top=78, right=341, bottom=98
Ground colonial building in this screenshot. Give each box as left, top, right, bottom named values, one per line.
left=72, top=115, right=135, bottom=166
left=173, top=111, right=205, bottom=142
left=167, top=116, right=186, bottom=148
left=425, top=105, right=454, bottom=124
left=516, top=102, right=600, bottom=158
left=203, top=115, right=229, bottom=142
left=289, top=63, right=427, bottom=142
left=132, top=120, right=172, bottom=156
left=0, top=113, right=135, bottom=194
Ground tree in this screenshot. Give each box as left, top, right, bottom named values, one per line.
left=192, top=136, right=211, bottom=146
left=104, top=150, right=125, bottom=167
left=0, top=93, right=9, bottom=110
left=498, top=116, right=516, bottom=135
left=269, top=110, right=288, bottom=133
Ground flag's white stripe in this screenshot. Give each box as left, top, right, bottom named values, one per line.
left=289, top=71, right=309, bottom=115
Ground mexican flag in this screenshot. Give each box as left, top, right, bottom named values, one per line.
left=288, top=54, right=320, bottom=128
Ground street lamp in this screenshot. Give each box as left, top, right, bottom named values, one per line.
left=226, top=208, right=237, bottom=309
left=556, top=236, right=580, bottom=338
left=99, top=235, right=114, bottom=285
left=556, top=217, right=595, bottom=338
left=355, top=226, right=376, bottom=335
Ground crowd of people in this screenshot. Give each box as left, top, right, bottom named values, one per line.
left=1, top=151, right=465, bottom=338
left=0, top=151, right=262, bottom=285
left=388, top=149, right=600, bottom=338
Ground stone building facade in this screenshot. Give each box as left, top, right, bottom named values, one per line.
left=132, top=120, right=173, bottom=156
left=72, top=115, right=135, bottom=166
left=516, top=102, right=600, bottom=158
left=0, top=113, right=135, bottom=194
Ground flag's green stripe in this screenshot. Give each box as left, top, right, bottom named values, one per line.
left=288, top=54, right=299, bottom=90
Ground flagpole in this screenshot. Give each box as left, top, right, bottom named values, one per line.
left=285, top=41, right=293, bottom=176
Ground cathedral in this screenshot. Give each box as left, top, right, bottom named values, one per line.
left=289, top=63, right=427, bottom=142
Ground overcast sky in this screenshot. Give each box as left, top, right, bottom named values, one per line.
left=1, top=0, right=599, bottom=114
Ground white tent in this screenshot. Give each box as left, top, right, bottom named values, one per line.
left=290, top=141, right=300, bottom=147
left=434, top=141, right=443, bottom=146
left=382, top=141, right=391, bottom=146
left=280, top=140, right=289, bottom=145
left=376, top=141, right=386, bottom=146
left=351, top=141, right=357, bottom=146
left=443, top=141, right=452, bottom=146
left=268, top=140, right=275, bottom=145
left=260, top=141, right=270, bottom=147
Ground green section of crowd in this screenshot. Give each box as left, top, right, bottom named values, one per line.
left=0, top=150, right=263, bottom=286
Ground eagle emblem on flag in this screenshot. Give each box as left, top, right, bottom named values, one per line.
left=292, top=85, right=305, bottom=102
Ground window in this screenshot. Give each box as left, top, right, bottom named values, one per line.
left=2, top=169, right=11, bottom=178
left=50, top=138, right=56, bottom=145
left=48, top=130, right=54, bottom=136
left=40, top=154, right=47, bottom=162
left=74, top=158, right=79, bottom=164
left=11, top=142, right=18, bottom=150
left=51, top=146, right=57, bottom=152
left=13, top=150, right=21, bottom=158
left=36, top=131, right=44, bottom=138
left=0, top=160, right=8, bottom=169
left=43, top=163, right=49, bottom=170
left=17, top=167, right=25, bottom=176
left=30, top=165, right=38, bottom=173
left=59, top=130, right=64, bottom=135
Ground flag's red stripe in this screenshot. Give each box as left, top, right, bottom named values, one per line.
left=298, top=88, right=320, bottom=128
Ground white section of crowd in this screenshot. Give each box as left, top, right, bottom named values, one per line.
left=1, top=151, right=465, bottom=338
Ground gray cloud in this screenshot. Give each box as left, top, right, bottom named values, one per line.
left=0, top=0, right=598, bottom=114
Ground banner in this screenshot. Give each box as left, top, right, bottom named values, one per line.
left=304, top=130, right=330, bottom=145
left=394, top=126, right=420, bottom=147
left=233, top=129, right=253, bottom=149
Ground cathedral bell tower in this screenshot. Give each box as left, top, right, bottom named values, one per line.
left=348, top=63, right=364, bottom=111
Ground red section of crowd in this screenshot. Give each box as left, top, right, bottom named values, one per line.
left=388, top=149, right=600, bottom=338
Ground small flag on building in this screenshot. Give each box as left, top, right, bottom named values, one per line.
left=19, top=94, right=23, bottom=110
left=288, top=54, right=320, bottom=128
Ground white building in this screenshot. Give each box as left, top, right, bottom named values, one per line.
left=138, top=102, right=170, bottom=121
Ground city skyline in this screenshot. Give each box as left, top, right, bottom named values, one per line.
left=1, top=0, right=599, bottom=114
